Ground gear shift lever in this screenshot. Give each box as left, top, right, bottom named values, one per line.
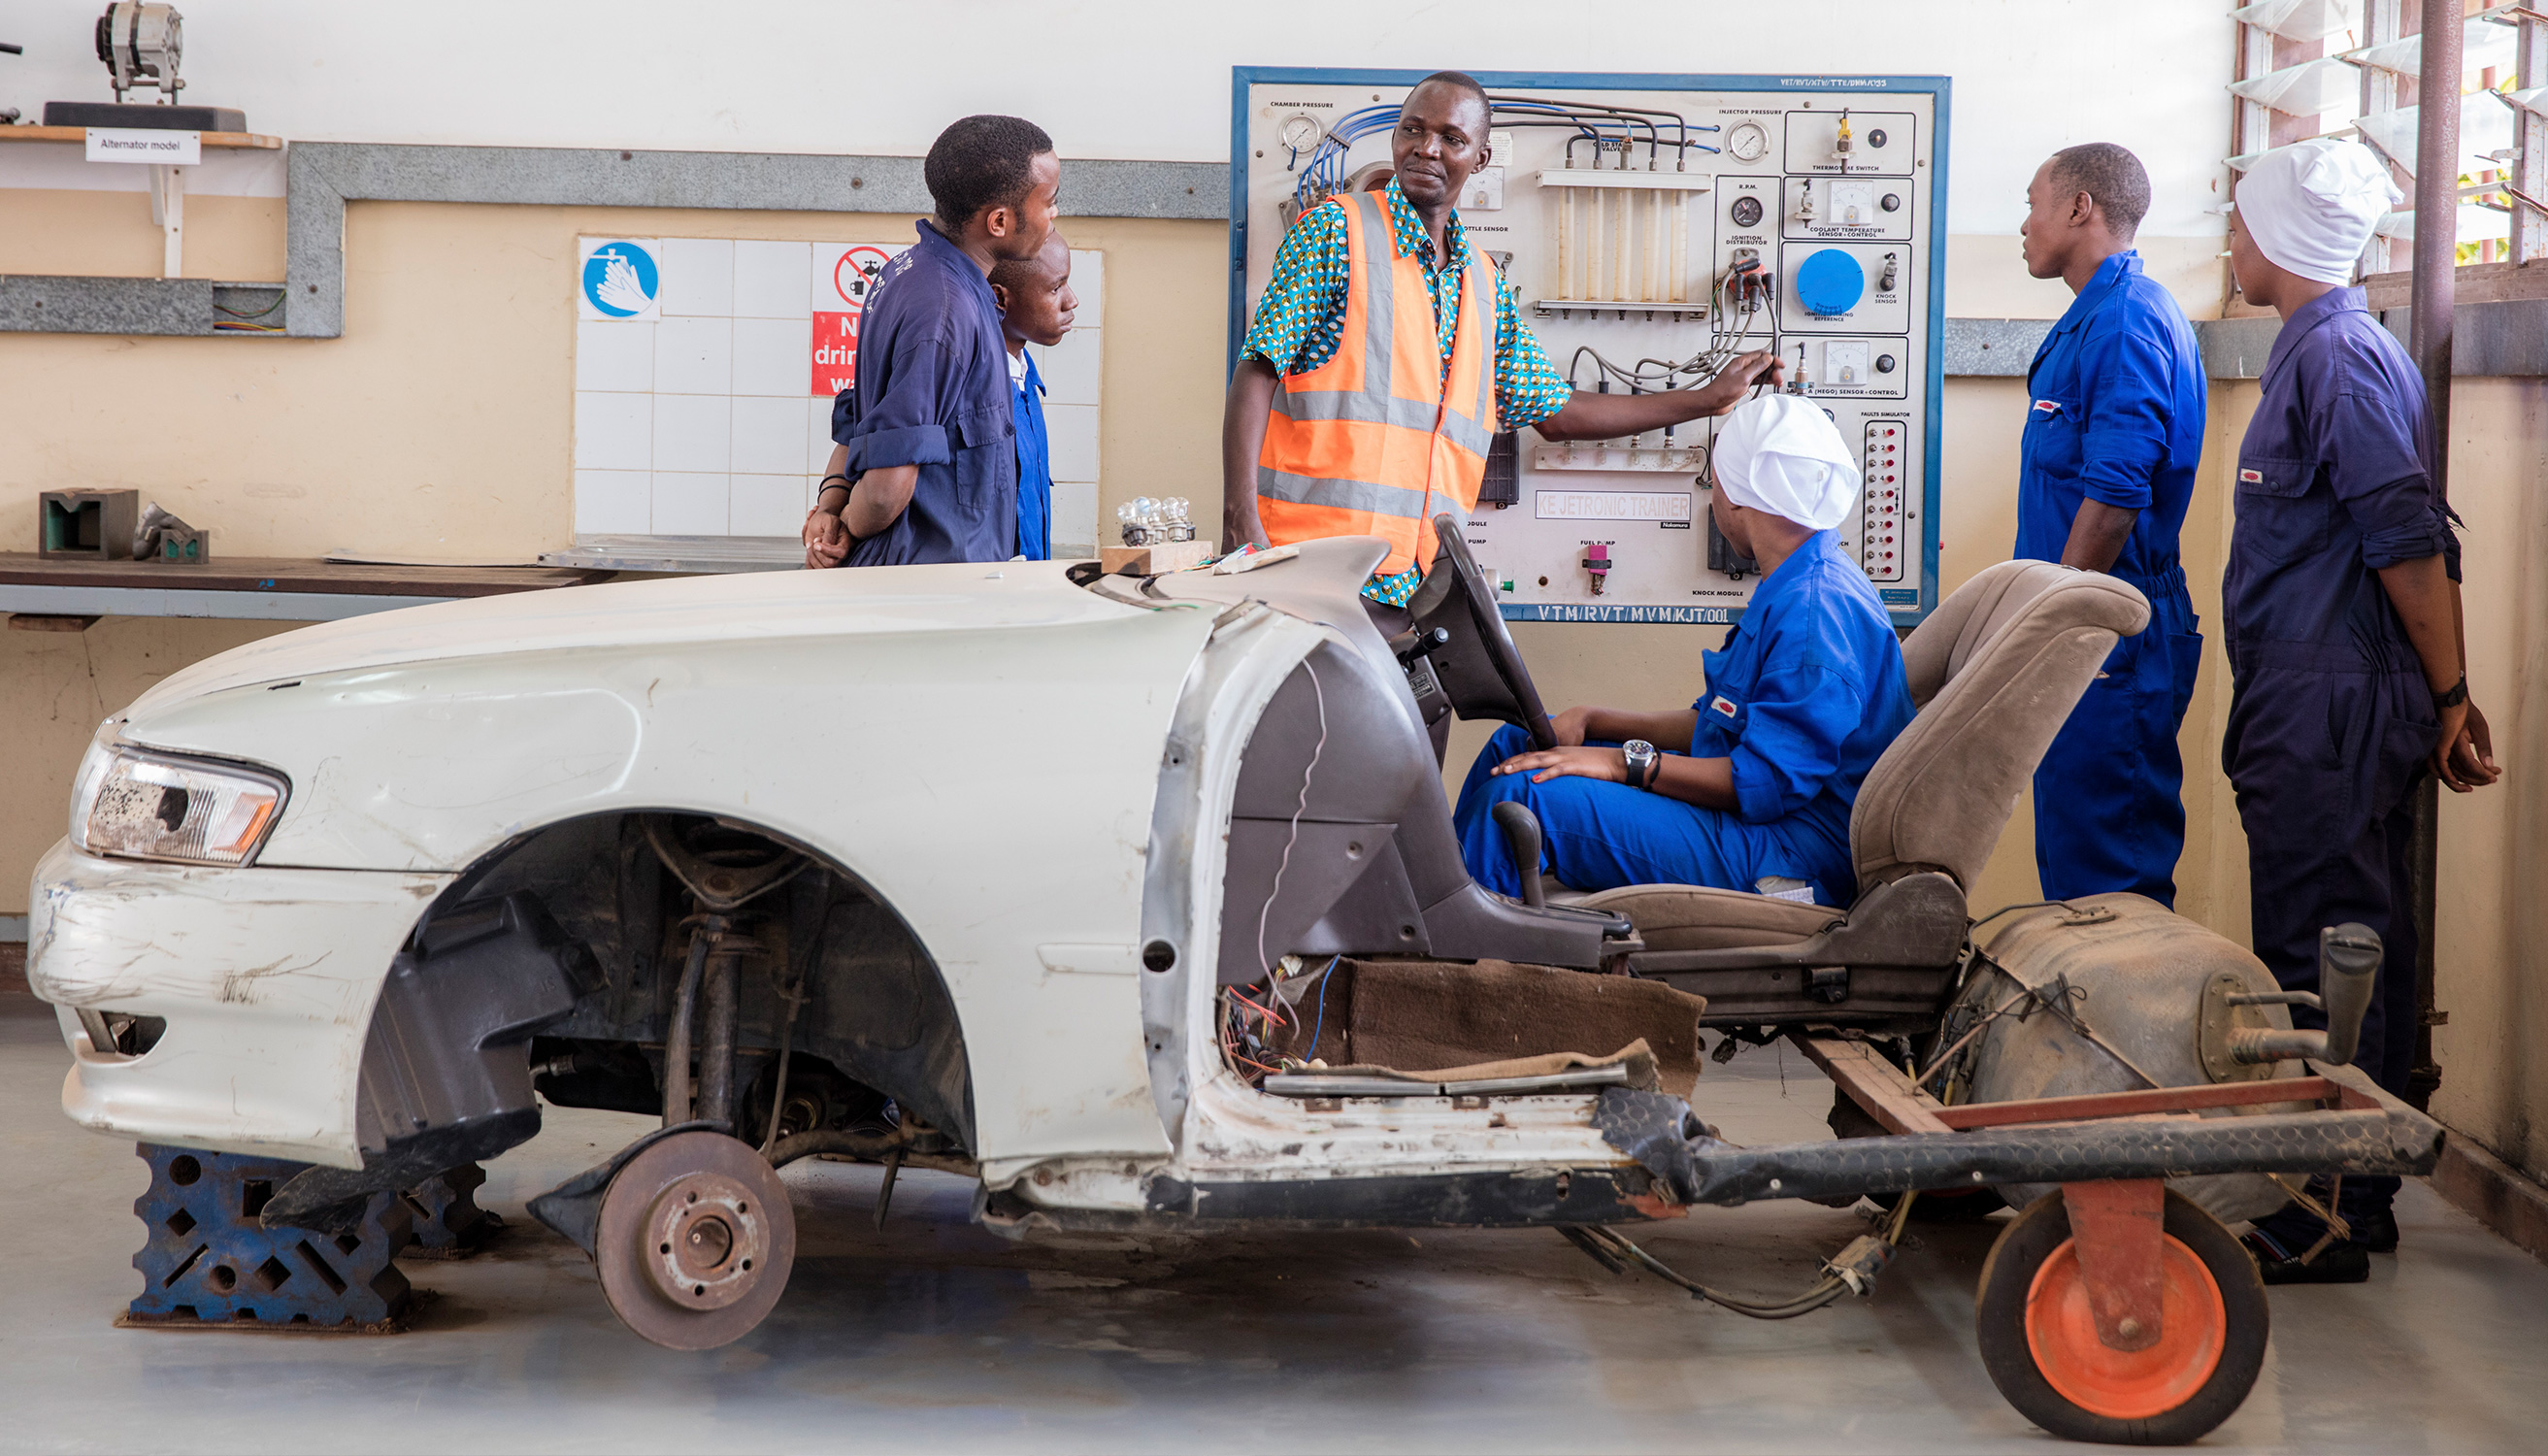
left=1491, top=802, right=1545, bottom=909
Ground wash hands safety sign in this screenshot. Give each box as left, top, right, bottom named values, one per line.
left=579, top=240, right=661, bottom=321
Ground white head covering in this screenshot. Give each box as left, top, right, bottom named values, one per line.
left=1710, top=394, right=1860, bottom=531
left=2234, top=138, right=2402, bottom=286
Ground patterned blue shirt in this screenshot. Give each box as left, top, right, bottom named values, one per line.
left=1241, top=179, right=1572, bottom=605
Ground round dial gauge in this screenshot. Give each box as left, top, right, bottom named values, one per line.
left=1729, top=195, right=1764, bottom=228
left=1278, top=115, right=1321, bottom=152
left=1726, top=120, right=1770, bottom=164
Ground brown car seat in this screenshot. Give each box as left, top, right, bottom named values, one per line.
left=1576, top=560, right=2152, bottom=1028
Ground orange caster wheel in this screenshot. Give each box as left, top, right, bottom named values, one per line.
left=1975, top=1186, right=2267, bottom=1444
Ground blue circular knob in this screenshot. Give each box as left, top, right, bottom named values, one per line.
left=1795, top=248, right=1865, bottom=316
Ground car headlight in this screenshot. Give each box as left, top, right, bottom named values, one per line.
left=72, top=745, right=289, bottom=867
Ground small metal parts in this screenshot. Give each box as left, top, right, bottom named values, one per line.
left=1116, top=496, right=1197, bottom=546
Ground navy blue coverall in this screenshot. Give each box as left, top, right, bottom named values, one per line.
left=2015, top=251, right=2209, bottom=908
left=2226, top=286, right=2455, bottom=1230
left=830, top=219, right=1020, bottom=566
left=1451, top=531, right=1916, bottom=909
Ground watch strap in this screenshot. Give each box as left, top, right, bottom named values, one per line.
left=2433, top=675, right=2468, bottom=710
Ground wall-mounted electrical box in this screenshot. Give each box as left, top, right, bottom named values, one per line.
left=1230, top=69, right=1948, bottom=626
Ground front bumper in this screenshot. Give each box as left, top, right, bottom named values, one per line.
left=27, top=839, right=451, bottom=1166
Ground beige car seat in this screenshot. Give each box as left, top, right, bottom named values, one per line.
left=1572, top=560, right=2152, bottom=1027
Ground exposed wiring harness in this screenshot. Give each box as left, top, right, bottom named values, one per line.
left=1560, top=1189, right=1914, bottom=1320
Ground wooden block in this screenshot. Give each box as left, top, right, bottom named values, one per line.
left=1099, top=539, right=1216, bottom=576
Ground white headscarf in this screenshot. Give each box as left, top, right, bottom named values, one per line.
left=2234, top=138, right=2402, bottom=286
left=1710, top=394, right=1861, bottom=531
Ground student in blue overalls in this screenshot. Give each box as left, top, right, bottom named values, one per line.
left=987, top=232, right=1078, bottom=560
left=801, top=115, right=1060, bottom=569
left=2221, top=139, right=2502, bottom=1282
left=2013, top=143, right=2207, bottom=907
left=1451, top=395, right=1916, bottom=907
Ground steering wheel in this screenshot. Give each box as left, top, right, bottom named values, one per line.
left=1404, top=513, right=1560, bottom=750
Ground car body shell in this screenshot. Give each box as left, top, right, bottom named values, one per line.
left=29, top=553, right=1629, bottom=1206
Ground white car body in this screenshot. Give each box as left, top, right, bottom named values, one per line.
left=30, top=548, right=1630, bottom=1211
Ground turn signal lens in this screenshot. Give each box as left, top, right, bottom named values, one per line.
left=73, top=747, right=288, bottom=867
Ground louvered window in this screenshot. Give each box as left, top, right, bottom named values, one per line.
left=2229, top=0, right=2546, bottom=274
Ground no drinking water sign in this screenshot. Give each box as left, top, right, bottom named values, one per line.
left=811, top=244, right=900, bottom=396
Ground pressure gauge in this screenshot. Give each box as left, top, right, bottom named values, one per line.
left=1278, top=115, right=1321, bottom=152
left=1726, top=120, right=1770, bottom=164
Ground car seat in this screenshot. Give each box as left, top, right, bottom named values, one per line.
left=1567, top=560, right=2152, bottom=1030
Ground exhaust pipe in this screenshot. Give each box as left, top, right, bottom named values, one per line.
left=2231, top=923, right=2382, bottom=1067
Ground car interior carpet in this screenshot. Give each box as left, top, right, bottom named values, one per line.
left=1267, top=958, right=1707, bottom=1097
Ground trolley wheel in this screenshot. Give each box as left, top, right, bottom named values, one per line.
left=594, top=1129, right=796, bottom=1350
left=1975, top=1187, right=2267, bottom=1445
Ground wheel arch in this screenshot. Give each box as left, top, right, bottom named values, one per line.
left=379, top=807, right=978, bottom=1155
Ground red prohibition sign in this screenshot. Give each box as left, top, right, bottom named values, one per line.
left=833, top=247, right=894, bottom=313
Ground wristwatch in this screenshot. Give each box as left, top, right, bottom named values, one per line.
left=1622, top=739, right=1659, bottom=790
left=2432, top=675, right=2467, bottom=710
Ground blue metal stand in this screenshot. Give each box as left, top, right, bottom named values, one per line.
left=398, top=1163, right=502, bottom=1259
left=128, top=1143, right=414, bottom=1329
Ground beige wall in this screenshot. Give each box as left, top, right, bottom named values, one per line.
left=0, top=197, right=1225, bottom=558
left=0, top=187, right=286, bottom=281
left=2426, top=379, right=2548, bottom=1183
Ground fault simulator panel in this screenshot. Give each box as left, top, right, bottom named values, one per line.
left=1231, top=69, right=1949, bottom=625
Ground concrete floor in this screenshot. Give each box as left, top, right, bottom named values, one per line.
left=6, top=992, right=2546, bottom=1453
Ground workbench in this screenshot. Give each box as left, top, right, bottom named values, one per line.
left=0, top=554, right=612, bottom=622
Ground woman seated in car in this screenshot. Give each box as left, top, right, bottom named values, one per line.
left=1451, top=394, right=1916, bottom=908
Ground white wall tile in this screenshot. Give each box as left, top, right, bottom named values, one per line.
left=653, top=393, right=733, bottom=473
left=1048, top=480, right=1098, bottom=556
left=807, top=394, right=839, bottom=473
left=733, top=240, right=811, bottom=318
left=653, top=315, right=732, bottom=395
left=651, top=473, right=731, bottom=535
left=1067, top=249, right=1104, bottom=322
left=1044, top=402, right=1100, bottom=483
left=732, top=315, right=811, bottom=397
left=573, top=391, right=652, bottom=471
left=1036, top=326, right=1100, bottom=407
left=576, top=318, right=655, bottom=393
left=731, top=395, right=810, bottom=475
left=574, top=470, right=652, bottom=535
left=730, top=475, right=807, bottom=537
left=657, top=238, right=734, bottom=317
left=571, top=236, right=1097, bottom=545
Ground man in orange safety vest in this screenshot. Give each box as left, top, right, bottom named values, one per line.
left=1222, top=70, right=1782, bottom=634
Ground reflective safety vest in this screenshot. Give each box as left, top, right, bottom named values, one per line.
left=1256, top=189, right=1500, bottom=578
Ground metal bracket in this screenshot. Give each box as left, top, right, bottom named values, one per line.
left=2060, top=1179, right=2167, bottom=1353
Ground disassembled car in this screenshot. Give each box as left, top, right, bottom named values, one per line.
left=30, top=519, right=2439, bottom=1444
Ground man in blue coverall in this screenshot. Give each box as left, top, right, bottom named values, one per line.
left=801, top=115, right=1060, bottom=568
left=987, top=232, right=1078, bottom=561
left=2013, top=143, right=2208, bottom=907
left=1452, top=395, right=1915, bottom=908
left=2220, top=139, right=2500, bottom=1282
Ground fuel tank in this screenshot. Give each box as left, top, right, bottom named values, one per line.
left=1957, top=893, right=2313, bottom=1224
